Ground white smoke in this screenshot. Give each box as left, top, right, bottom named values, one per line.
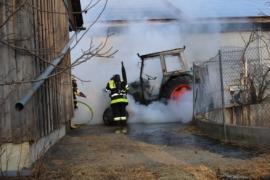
left=127, top=92, right=193, bottom=124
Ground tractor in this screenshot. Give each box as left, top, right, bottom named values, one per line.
left=103, top=47, right=192, bottom=125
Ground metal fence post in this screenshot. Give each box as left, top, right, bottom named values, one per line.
left=192, top=62, right=196, bottom=122
left=218, top=50, right=227, bottom=141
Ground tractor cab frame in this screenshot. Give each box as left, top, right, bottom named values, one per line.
left=129, top=47, right=192, bottom=104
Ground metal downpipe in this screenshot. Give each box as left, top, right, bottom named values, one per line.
left=15, top=34, right=76, bottom=111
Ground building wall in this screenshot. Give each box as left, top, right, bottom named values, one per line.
left=0, top=0, right=73, bottom=144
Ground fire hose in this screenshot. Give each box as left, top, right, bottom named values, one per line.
left=75, top=100, right=94, bottom=122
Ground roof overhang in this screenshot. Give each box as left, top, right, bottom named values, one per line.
left=64, top=0, right=84, bottom=31
left=96, top=16, right=270, bottom=33
left=189, top=16, right=270, bottom=24
left=183, top=16, right=270, bottom=32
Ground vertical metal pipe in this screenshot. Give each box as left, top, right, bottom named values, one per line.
left=218, top=50, right=227, bottom=141
left=192, top=62, right=196, bottom=122
left=138, top=54, right=146, bottom=103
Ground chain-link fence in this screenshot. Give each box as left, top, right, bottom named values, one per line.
left=193, top=46, right=270, bottom=128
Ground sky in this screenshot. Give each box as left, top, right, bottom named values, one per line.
left=80, top=0, right=270, bottom=23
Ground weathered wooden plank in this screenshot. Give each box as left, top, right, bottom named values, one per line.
left=0, top=0, right=13, bottom=143
left=47, top=0, right=52, bottom=134
left=51, top=0, right=57, bottom=131
left=35, top=0, right=43, bottom=139
left=38, top=0, right=45, bottom=137
left=10, top=0, right=37, bottom=143
left=43, top=0, right=50, bottom=135
left=31, top=0, right=40, bottom=142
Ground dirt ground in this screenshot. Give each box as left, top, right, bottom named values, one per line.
left=31, top=123, right=270, bottom=180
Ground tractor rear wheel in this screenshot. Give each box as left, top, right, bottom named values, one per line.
left=161, top=76, right=192, bottom=101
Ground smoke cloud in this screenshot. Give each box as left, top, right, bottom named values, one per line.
left=127, top=92, right=193, bottom=124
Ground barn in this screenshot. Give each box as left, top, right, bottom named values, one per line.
left=0, top=0, right=83, bottom=174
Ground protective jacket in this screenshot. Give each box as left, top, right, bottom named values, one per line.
left=106, top=80, right=129, bottom=104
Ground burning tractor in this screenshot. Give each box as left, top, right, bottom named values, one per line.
left=103, top=47, right=192, bottom=125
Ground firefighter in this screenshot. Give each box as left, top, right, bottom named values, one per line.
left=105, top=74, right=129, bottom=133
left=71, top=77, right=87, bottom=129
left=72, top=77, right=86, bottom=109
left=72, top=78, right=79, bottom=109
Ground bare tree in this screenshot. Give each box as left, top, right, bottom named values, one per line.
left=0, top=0, right=117, bottom=86
left=237, top=31, right=270, bottom=104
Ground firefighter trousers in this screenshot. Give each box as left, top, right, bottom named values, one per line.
left=111, top=102, right=128, bottom=122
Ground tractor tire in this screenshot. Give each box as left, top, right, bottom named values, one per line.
left=103, top=107, right=116, bottom=126
left=160, top=76, right=192, bottom=100
left=103, top=107, right=129, bottom=126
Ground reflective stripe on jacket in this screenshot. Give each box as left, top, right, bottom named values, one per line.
left=106, top=80, right=128, bottom=104
left=111, top=98, right=128, bottom=104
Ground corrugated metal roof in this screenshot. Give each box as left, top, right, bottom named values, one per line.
left=81, top=0, right=270, bottom=23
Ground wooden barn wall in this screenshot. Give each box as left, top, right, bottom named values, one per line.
left=0, top=0, right=74, bottom=144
